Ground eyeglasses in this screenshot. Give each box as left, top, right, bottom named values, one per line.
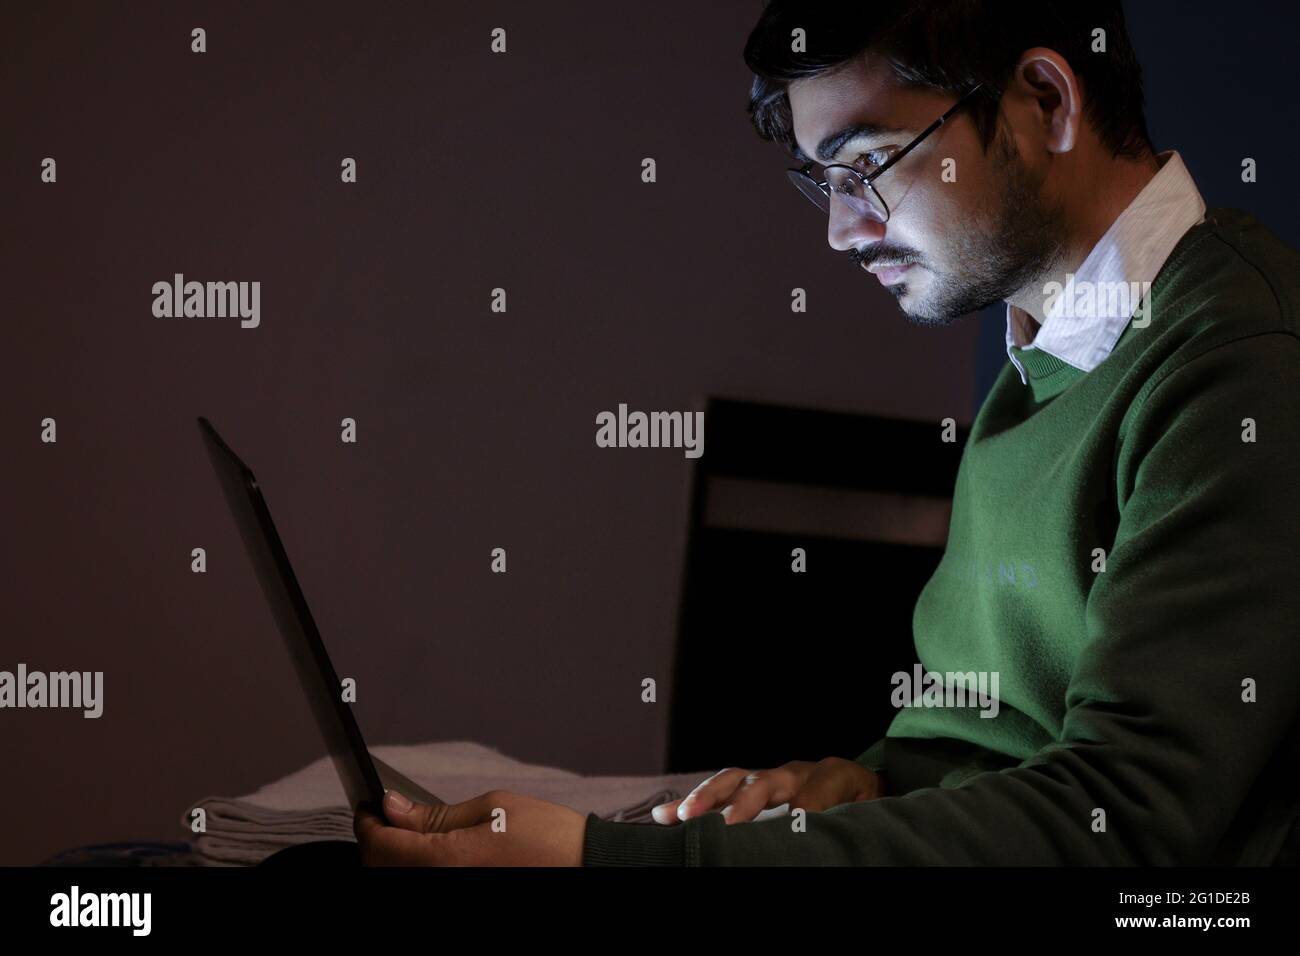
left=787, top=83, right=984, bottom=222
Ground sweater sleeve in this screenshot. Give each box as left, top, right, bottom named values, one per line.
left=584, top=333, right=1300, bottom=865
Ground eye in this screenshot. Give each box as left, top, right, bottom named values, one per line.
left=854, top=148, right=896, bottom=173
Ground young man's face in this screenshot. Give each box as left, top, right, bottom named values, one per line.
left=788, top=55, right=1066, bottom=325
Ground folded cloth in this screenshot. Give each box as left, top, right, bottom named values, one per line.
left=183, top=741, right=713, bottom=866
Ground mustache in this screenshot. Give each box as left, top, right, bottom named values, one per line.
left=848, top=246, right=923, bottom=269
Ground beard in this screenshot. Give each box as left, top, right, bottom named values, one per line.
left=878, top=130, right=1069, bottom=327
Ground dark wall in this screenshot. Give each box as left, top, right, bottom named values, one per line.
left=2, top=1, right=979, bottom=864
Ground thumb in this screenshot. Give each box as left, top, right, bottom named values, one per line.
left=382, top=789, right=445, bottom=833
left=383, top=788, right=498, bottom=834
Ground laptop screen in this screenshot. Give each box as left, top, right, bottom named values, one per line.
left=197, top=416, right=386, bottom=815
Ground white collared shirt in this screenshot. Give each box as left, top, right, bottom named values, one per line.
left=1005, top=150, right=1207, bottom=384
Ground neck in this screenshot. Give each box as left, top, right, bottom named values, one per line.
left=1007, top=148, right=1163, bottom=339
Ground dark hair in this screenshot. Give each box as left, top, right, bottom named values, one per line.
left=743, top=0, right=1154, bottom=161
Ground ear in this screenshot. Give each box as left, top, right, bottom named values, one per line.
left=1008, top=46, right=1082, bottom=154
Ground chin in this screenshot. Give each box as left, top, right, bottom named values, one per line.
left=888, top=274, right=928, bottom=310
left=895, top=289, right=960, bottom=328
left=890, top=283, right=922, bottom=313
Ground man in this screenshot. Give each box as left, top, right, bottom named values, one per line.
left=354, top=0, right=1300, bottom=865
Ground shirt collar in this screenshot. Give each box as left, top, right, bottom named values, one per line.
left=1005, top=150, right=1207, bottom=385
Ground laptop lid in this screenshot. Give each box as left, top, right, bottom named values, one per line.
left=198, top=416, right=418, bottom=815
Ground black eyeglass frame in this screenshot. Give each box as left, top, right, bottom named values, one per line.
left=788, top=82, right=986, bottom=220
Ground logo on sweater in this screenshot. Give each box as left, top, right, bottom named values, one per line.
left=1041, top=274, right=1152, bottom=329
left=891, top=664, right=1000, bottom=718
left=941, top=549, right=1038, bottom=590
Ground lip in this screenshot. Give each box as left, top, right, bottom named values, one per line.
left=865, top=262, right=914, bottom=286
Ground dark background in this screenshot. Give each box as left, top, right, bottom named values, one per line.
left=3, top=1, right=1297, bottom=865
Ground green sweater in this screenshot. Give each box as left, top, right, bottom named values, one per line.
left=583, top=208, right=1300, bottom=865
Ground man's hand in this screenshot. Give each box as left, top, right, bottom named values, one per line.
left=651, top=757, right=885, bottom=825
left=353, top=789, right=586, bottom=866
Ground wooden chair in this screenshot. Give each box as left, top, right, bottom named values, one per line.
left=665, top=397, right=968, bottom=773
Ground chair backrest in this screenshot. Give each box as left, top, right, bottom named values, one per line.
left=665, top=397, right=968, bottom=773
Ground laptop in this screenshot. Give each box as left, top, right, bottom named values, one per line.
left=198, top=416, right=443, bottom=817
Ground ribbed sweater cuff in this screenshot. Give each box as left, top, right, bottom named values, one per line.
left=582, top=813, right=688, bottom=866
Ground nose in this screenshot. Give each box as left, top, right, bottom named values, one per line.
left=827, top=200, right=887, bottom=253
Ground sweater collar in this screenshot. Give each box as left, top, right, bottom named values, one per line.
left=1006, top=343, right=1084, bottom=402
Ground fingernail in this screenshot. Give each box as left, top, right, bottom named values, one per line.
left=720, top=805, right=735, bottom=820
left=651, top=804, right=671, bottom=824
left=677, top=798, right=693, bottom=821
left=385, top=789, right=413, bottom=812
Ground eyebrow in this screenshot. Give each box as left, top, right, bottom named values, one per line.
left=808, top=121, right=904, bottom=164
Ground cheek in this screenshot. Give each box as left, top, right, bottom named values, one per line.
left=926, top=173, right=981, bottom=229
left=893, top=176, right=962, bottom=243
left=901, top=176, right=988, bottom=268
